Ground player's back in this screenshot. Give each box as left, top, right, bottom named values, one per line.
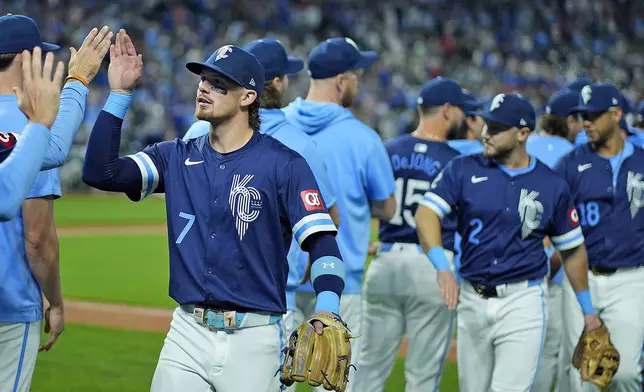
left=379, top=134, right=459, bottom=250
left=0, top=96, right=57, bottom=323
left=284, top=97, right=395, bottom=292
left=527, top=134, right=574, bottom=169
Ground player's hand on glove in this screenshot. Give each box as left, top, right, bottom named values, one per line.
left=39, top=305, right=64, bottom=352
left=67, top=26, right=113, bottom=84
left=573, top=318, right=620, bottom=388
left=14, top=47, right=64, bottom=128
left=280, top=312, right=353, bottom=392
left=108, top=29, right=143, bottom=92
left=437, top=270, right=459, bottom=310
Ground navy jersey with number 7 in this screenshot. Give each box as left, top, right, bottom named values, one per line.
left=83, top=112, right=338, bottom=314
left=378, top=134, right=460, bottom=250
left=421, top=155, right=584, bottom=285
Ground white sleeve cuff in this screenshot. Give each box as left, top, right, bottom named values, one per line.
left=292, top=213, right=337, bottom=245
left=551, top=226, right=585, bottom=251
left=125, top=152, right=160, bottom=201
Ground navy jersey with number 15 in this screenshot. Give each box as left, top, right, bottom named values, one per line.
left=379, top=134, right=459, bottom=250
left=121, top=130, right=337, bottom=314
left=421, top=155, right=584, bottom=286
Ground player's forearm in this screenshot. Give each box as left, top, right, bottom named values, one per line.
left=561, top=245, right=595, bottom=315
left=82, top=92, right=142, bottom=193
left=415, top=206, right=452, bottom=272
left=328, top=204, right=341, bottom=227
left=303, top=233, right=345, bottom=315
left=23, top=199, right=63, bottom=307
left=371, top=194, right=396, bottom=221
left=0, top=123, right=50, bottom=221
left=41, top=81, right=89, bottom=169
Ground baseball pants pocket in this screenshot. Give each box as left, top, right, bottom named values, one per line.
left=0, top=322, right=40, bottom=392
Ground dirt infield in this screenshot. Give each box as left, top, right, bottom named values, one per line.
left=59, top=224, right=457, bottom=362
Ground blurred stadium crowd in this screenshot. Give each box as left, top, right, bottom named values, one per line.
left=3, top=0, right=644, bottom=190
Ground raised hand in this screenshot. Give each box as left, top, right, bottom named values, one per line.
left=108, top=29, right=143, bottom=92
left=68, top=26, right=113, bottom=84
left=13, top=47, right=65, bottom=128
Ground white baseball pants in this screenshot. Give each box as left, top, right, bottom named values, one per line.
left=352, top=243, right=455, bottom=392
left=151, top=307, right=286, bottom=392
left=458, top=279, right=547, bottom=392
left=294, top=292, right=362, bottom=392
left=560, top=267, right=644, bottom=392
left=534, top=283, right=564, bottom=392
left=0, top=322, right=40, bottom=392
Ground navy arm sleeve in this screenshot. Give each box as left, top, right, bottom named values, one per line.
left=301, top=232, right=346, bottom=304
left=82, top=93, right=171, bottom=202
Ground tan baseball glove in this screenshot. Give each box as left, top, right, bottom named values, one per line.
left=279, top=312, right=353, bottom=392
left=572, top=323, right=620, bottom=388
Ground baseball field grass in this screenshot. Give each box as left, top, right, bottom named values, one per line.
left=30, top=192, right=460, bottom=391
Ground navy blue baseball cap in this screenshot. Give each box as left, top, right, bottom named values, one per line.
left=565, top=76, right=593, bottom=93
left=571, top=83, right=621, bottom=113
left=307, top=37, right=378, bottom=80
left=417, top=77, right=468, bottom=109
left=474, top=93, right=536, bottom=131
left=242, top=38, right=304, bottom=80
left=0, top=14, right=59, bottom=54
left=186, top=45, right=265, bottom=96
left=545, top=89, right=578, bottom=117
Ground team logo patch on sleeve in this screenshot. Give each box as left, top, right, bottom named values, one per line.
left=0, top=132, right=17, bottom=154
left=568, top=207, right=580, bottom=226
left=300, top=190, right=325, bottom=211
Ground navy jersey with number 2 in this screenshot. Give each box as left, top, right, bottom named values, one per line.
left=379, top=135, right=459, bottom=251
left=421, top=155, right=584, bottom=286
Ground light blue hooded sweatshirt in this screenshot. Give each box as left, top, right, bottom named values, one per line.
left=284, top=98, right=396, bottom=294
left=183, top=108, right=337, bottom=310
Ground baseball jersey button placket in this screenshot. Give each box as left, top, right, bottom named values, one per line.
left=211, top=232, right=216, bottom=239
left=219, top=164, right=226, bottom=170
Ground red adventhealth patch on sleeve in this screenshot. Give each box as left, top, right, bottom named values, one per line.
left=300, top=190, right=325, bottom=211
left=0, top=132, right=17, bottom=154
left=568, top=207, right=580, bottom=226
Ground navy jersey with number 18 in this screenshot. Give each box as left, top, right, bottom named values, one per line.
left=379, top=134, right=459, bottom=250
left=555, top=142, right=644, bottom=269
left=421, top=155, right=584, bottom=286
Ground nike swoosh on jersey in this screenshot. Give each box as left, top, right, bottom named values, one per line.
left=185, top=158, right=204, bottom=166
left=471, top=175, right=488, bottom=183
left=577, top=163, right=592, bottom=172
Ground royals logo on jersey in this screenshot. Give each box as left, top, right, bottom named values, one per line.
left=421, top=154, right=584, bottom=286
left=518, top=189, right=544, bottom=239
left=378, top=134, right=460, bottom=249
left=556, top=142, right=644, bottom=269
left=123, top=132, right=337, bottom=313
left=229, top=174, right=263, bottom=240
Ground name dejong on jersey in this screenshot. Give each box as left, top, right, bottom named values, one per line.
left=421, top=154, right=584, bottom=286
left=379, top=134, right=460, bottom=250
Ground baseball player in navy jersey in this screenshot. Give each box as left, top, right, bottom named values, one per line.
left=555, top=83, right=644, bottom=392
left=0, top=17, right=112, bottom=392
left=283, top=37, right=397, bottom=391
left=526, top=88, right=577, bottom=392
left=354, top=77, right=465, bottom=392
left=82, top=30, right=345, bottom=392
left=181, top=39, right=340, bottom=392
left=447, top=90, right=485, bottom=156
left=416, top=93, right=602, bottom=392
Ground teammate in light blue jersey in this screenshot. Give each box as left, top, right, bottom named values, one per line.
left=526, top=88, right=576, bottom=392
left=284, top=37, right=396, bottom=391
left=182, top=39, right=339, bottom=366
left=0, top=16, right=112, bottom=391
left=447, top=90, right=485, bottom=155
